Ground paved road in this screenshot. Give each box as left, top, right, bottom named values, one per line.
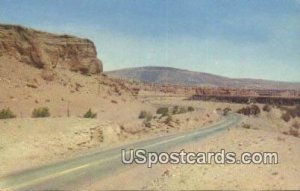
left=0, top=114, right=241, bottom=191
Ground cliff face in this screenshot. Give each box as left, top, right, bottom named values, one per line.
left=0, top=24, right=102, bottom=75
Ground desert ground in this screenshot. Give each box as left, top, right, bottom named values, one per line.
left=0, top=56, right=221, bottom=177
left=1, top=57, right=300, bottom=190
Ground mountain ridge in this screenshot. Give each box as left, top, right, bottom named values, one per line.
left=106, top=66, right=300, bottom=90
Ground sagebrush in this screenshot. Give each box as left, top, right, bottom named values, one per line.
left=237, top=105, right=260, bottom=116
left=156, top=107, right=169, bottom=116
left=0, top=108, right=16, bottom=119
left=32, top=107, right=50, bottom=118
left=83, top=109, right=97, bottom=118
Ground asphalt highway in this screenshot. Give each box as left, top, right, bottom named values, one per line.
left=0, top=114, right=241, bottom=191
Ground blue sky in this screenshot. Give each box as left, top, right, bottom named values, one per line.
left=0, top=0, right=300, bottom=82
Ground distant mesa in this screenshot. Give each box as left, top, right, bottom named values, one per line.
left=107, top=66, right=300, bottom=90
left=0, top=24, right=103, bottom=75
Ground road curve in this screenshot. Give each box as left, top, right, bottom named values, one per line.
left=0, top=114, right=241, bottom=191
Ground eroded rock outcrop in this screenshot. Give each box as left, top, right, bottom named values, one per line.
left=0, top=24, right=103, bottom=75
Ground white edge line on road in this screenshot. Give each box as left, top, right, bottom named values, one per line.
left=2, top=117, right=236, bottom=190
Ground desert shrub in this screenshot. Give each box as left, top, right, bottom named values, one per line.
left=41, top=69, right=56, bottom=81
left=295, top=105, right=300, bottom=117
left=283, top=131, right=289, bottom=135
left=144, top=121, right=151, bottom=128
left=83, top=109, right=97, bottom=118
left=281, top=113, right=291, bottom=122
left=251, top=105, right=261, bottom=115
left=288, top=105, right=300, bottom=118
left=157, top=107, right=169, bottom=116
left=187, top=106, right=195, bottom=112
left=171, top=106, right=194, bottom=115
left=32, top=107, right=50, bottom=118
left=178, top=107, right=187, bottom=114
left=143, top=113, right=153, bottom=128
left=263, top=104, right=272, bottom=112
left=242, top=124, right=251, bottom=129
left=0, top=108, right=16, bottom=119
left=289, top=127, right=299, bottom=137
left=172, top=106, right=190, bottom=114
left=292, top=122, right=300, bottom=129
left=139, top=110, right=148, bottom=119
left=26, top=83, right=38, bottom=89
left=164, top=115, right=173, bottom=126
left=145, top=113, right=153, bottom=122
left=79, top=67, right=89, bottom=75
left=111, top=100, right=118, bottom=104
left=237, top=105, right=260, bottom=116
left=172, top=106, right=179, bottom=115
left=278, top=105, right=300, bottom=121
left=223, top=107, right=232, bottom=116
left=290, top=109, right=298, bottom=118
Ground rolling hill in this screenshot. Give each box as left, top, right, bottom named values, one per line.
left=106, top=66, right=300, bottom=90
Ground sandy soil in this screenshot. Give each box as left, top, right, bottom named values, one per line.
left=0, top=103, right=219, bottom=177
left=0, top=57, right=221, bottom=177
left=84, top=99, right=300, bottom=190
left=144, top=127, right=300, bottom=190
left=1, top=57, right=299, bottom=190
left=141, top=101, right=300, bottom=190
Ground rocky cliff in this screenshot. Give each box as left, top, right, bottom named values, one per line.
left=0, top=24, right=102, bottom=75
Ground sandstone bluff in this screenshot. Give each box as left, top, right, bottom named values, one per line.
left=0, top=24, right=103, bottom=75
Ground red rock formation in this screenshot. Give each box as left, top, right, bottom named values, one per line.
left=0, top=24, right=103, bottom=75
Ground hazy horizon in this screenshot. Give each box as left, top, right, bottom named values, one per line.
left=1, top=0, right=300, bottom=82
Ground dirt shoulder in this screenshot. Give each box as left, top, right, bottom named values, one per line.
left=143, top=108, right=300, bottom=190
left=0, top=98, right=220, bottom=177
left=144, top=127, right=300, bottom=190
left=85, top=101, right=300, bottom=190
